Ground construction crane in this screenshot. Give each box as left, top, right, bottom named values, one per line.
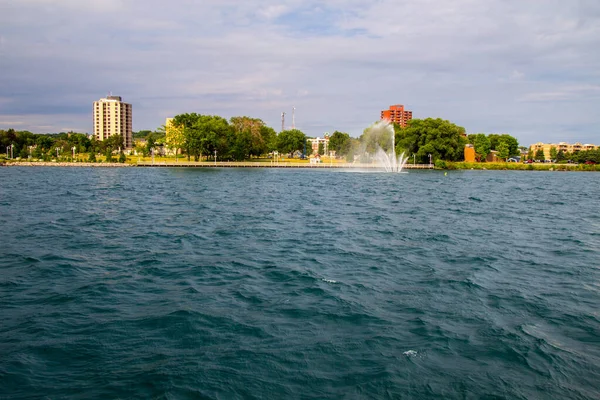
left=292, top=107, right=296, bottom=130
left=281, top=111, right=286, bottom=132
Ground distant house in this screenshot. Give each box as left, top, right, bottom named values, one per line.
left=486, top=150, right=499, bottom=163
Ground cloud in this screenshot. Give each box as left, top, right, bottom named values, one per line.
left=0, top=0, right=599, bottom=144
left=520, top=84, right=600, bottom=102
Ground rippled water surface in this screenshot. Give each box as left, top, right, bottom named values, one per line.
left=1, top=167, right=599, bottom=399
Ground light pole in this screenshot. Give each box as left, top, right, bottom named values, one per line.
left=413, top=154, right=416, bottom=165
left=72, top=146, right=76, bottom=162
left=8, top=144, right=14, bottom=159
left=29, top=146, right=33, bottom=160
left=428, top=153, right=432, bottom=166
left=214, top=149, right=217, bottom=165
left=56, top=147, right=60, bottom=159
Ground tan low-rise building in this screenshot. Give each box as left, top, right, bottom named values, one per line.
left=530, top=142, right=598, bottom=160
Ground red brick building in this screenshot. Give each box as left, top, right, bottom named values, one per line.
left=381, top=104, right=413, bottom=127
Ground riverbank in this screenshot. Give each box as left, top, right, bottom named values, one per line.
left=1, top=162, right=131, bottom=167
left=442, top=161, right=600, bottom=171
left=1, top=160, right=433, bottom=169
left=2, top=160, right=599, bottom=171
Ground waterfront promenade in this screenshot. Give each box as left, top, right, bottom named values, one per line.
left=136, top=161, right=434, bottom=169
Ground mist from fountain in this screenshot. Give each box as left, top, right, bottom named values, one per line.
left=364, top=121, right=409, bottom=173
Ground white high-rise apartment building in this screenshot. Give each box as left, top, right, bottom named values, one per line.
left=93, top=95, right=133, bottom=149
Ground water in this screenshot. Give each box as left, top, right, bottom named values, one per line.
left=363, top=121, right=409, bottom=172
left=1, top=167, right=599, bottom=399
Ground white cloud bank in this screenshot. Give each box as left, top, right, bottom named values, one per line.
left=0, top=0, right=599, bottom=145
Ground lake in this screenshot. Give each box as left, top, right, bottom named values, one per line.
left=1, top=167, right=599, bottom=399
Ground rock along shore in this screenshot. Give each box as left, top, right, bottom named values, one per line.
left=1, top=162, right=132, bottom=167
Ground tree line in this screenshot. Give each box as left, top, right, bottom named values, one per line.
left=529, top=147, right=600, bottom=163
left=468, top=133, right=520, bottom=161
left=167, top=114, right=311, bottom=161
left=14, top=115, right=599, bottom=164
left=328, top=118, right=514, bottom=163
left=0, top=129, right=127, bottom=162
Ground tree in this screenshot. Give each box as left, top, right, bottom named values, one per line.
left=277, top=129, right=306, bottom=155
left=172, top=113, right=202, bottom=160
left=535, top=149, right=545, bottom=161
left=497, top=141, right=510, bottom=161
left=230, top=116, right=268, bottom=158
left=329, top=131, right=351, bottom=156
left=472, top=133, right=491, bottom=162
left=104, top=134, right=124, bottom=152
left=146, top=137, right=155, bottom=157
left=88, top=152, right=97, bottom=162
left=527, top=148, right=534, bottom=161
left=171, top=113, right=232, bottom=161
left=260, top=125, right=277, bottom=154
left=396, top=118, right=468, bottom=163
left=318, top=142, right=325, bottom=156
left=229, top=127, right=253, bottom=161
left=133, top=130, right=153, bottom=139
left=488, top=134, right=501, bottom=151
left=164, top=122, right=184, bottom=161
left=361, top=123, right=394, bottom=155
left=550, top=146, right=558, bottom=161
left=500, top=134, right=519, bottom=156
left=119, top=152, right=126, bottom=163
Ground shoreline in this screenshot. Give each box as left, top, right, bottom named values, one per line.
left=1, top=162, right=132, bottom=167
left=1, top=161, right=598, bottom=171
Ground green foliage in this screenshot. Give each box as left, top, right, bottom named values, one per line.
left=172, top=113, right=233, bottom=161
left=472, top=134, right=491, bottom=161
left=535, top=149, right=545, bottom=161
left=498, top=134, right=519, bottom=156
left=346, top=147, right=354, bottom=162
left=396, top=118, right=467, bottom=163
left=132, top=130, right=164, bottom=140
left=361, top=123, right=393, bottom=155
left=550, top=146, right=558, bottom=160
left=566, top=149, right=600, bottom=164
left=527, top=148, right=534, bottom=160
left=146, top=137, right=155, bottom=156
left=318, top=142, right=325, bottom=156
left=277, top=129, right=306, bottom=155
left=434, top=160, right=447, bottom=169
left=229, top=116, right=270, bottom=159
left=119, top=152, right=126, bottom=163
left=104, top=134, right=124, bottom=152
left=496, top=141, right=510, bottom=160
left=328, top=131, right=351, bottom=156
left=105, top=150, right=114, bottom=162
left=88, top=152, right=97, bottom=162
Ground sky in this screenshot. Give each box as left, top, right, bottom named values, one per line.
left=0, top=0, right=599, bottom=145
